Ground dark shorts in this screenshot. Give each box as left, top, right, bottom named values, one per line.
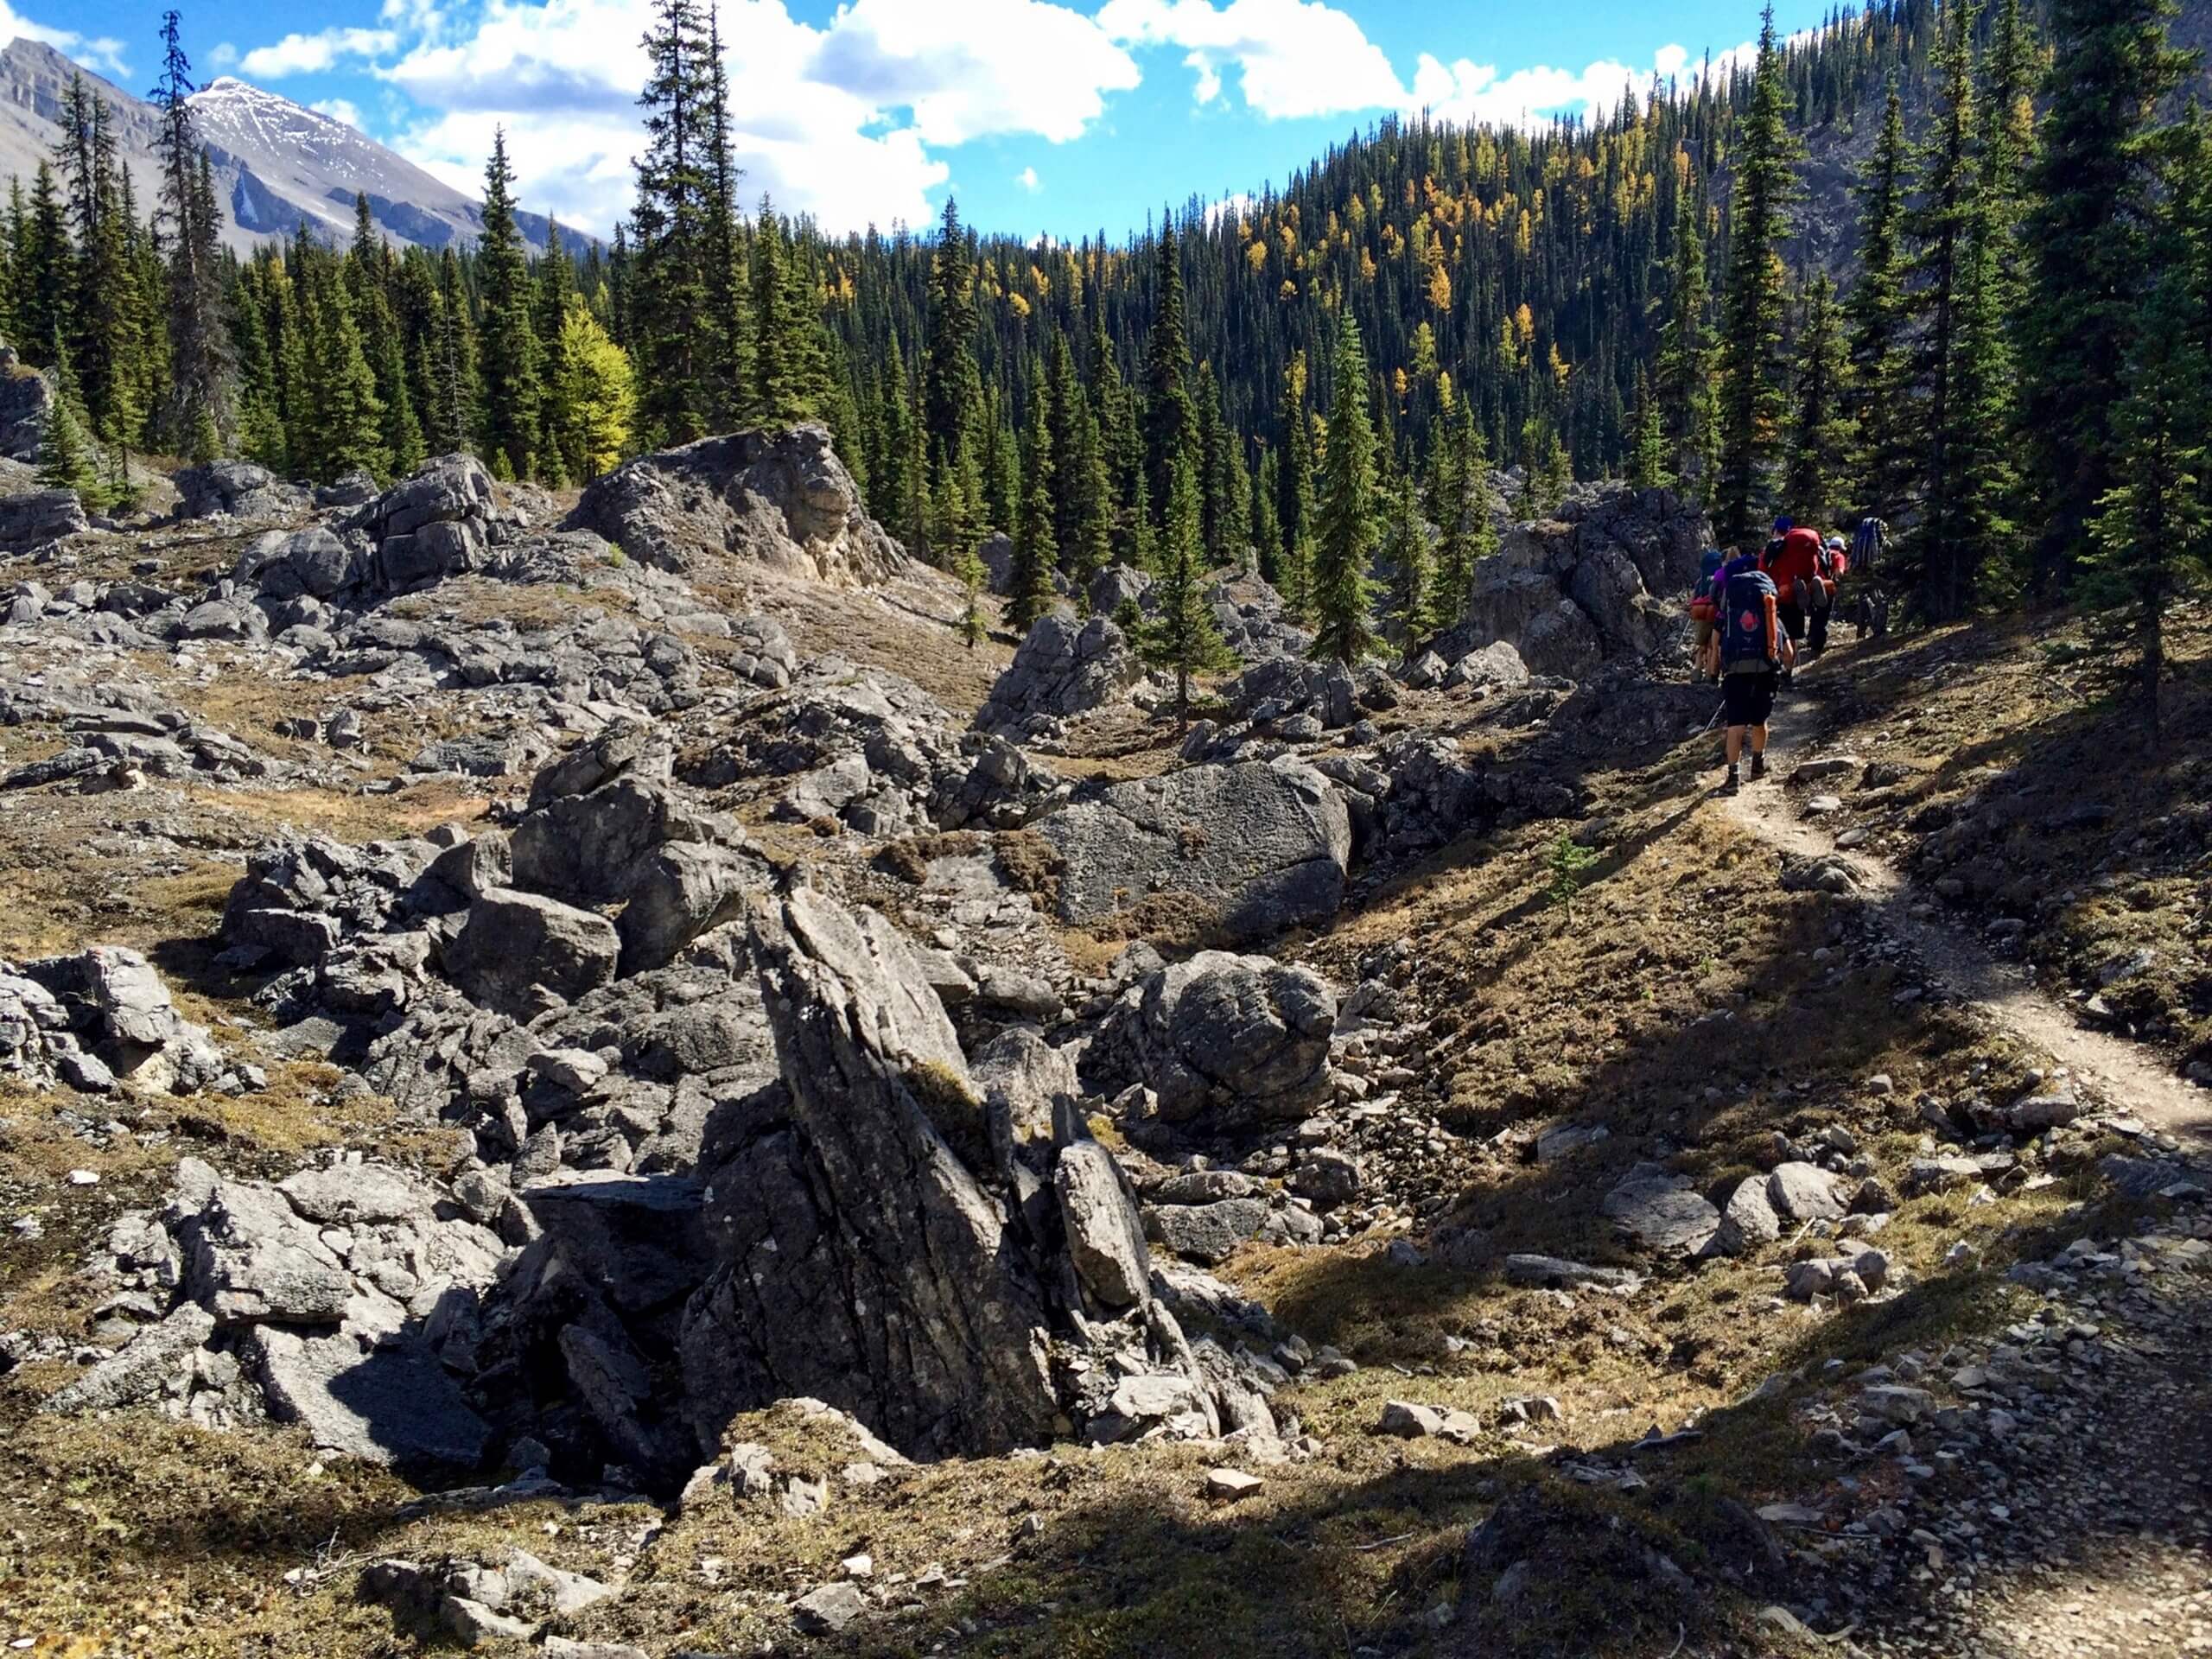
left=1723, top=669, right=1777, bottom=728
left=1777, top=601, right=1807, bottom=642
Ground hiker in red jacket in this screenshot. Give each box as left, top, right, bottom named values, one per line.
left=1760, top=519, right=1828, bottom=659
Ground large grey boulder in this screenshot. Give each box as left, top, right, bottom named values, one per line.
left=174, top=459, right=312, bottom=522
left=442, top=889, right=620, bottom=1019
left=677, top=890, right=1061, bottom=1457
left=1054, top=1140, right=1152, bottom=1308
left=175, top=1170, right=354, bottom=1325
left=566, top=424, right=907, bottom=583
left=1038, top=757, right=1351, bottom=942
left=236, top=526, right=356, bottom=599
left=510, top=777, right=717, bottom=906
left=1601, top=1168, right=1720, bottom=1257
left=614, top=842, right=771, bottom=975
left=1438, top=483, right=1707, bottom=676
left=975, top=613, right=1144, bottom=734
left=1712, top=1175, right=1783, bottom=1256
left=354, top=454, right=512, bottom=590
left=1088, top=950, right=1336, bottom=1128
left=0, top=487, right=89, bottom=553
left=248, top=1325, right=491, bottom=1469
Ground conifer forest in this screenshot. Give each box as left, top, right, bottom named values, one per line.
left=10, top=0, right=2212, bottom=701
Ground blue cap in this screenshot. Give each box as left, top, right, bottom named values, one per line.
left=1773, top=516, right=1793, bottom=535
left=1700, top=549, right=1723, bottom=575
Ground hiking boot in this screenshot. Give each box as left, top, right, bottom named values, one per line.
left=1721, top=767, right=1741, bottom=796
left=1750, top=753, right=1769, bottom=781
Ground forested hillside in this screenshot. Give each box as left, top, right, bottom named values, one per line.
left=8, top=0, right=2209, bottom=715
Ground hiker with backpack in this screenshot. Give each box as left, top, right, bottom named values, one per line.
left=1760, top=518, right=1830, bottom=659
left=1688, top=548, right=1726, bottom=672
left=1700, top=550, right=1795, bottom=794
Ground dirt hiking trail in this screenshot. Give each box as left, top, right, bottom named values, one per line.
left=1713, top=652, right=2209, bottom=1144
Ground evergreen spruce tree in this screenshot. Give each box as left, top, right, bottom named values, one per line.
left=1628, top=365, right=1670, bottom=490
left=475, top=130, right=540, bottom=480
left=1310, top=312, right=1380, bottom=665
left=2019, top=0, right=2194, bottom=584
left=1713, top=7, right=1803, bottom=545
left=231, top=272, right=287, bottom=469
left=1070, top=406, right=1115, bottom=594
left=429, top=251, right=478, bottom=456
left=750, top=204, right=825, bottom=425
left=1252, top=445, right=1281, bottom=586
left=36, top=332, right=99, bottom=500
left=1427, top=399, right=1491, bottom=632
left=921, top=199, right=983, bottom=563
left=305, top=268, right=385, bottom=482
left=1904, top=0, right=2013, bottom=618
left=1274, top=353, right=1300, bottom=579
left=18, top=164, right=69, bottom=372
left=534, top=221, right=576, bottom=483
left=347, top=195, right=422, bottom=478
left=1044, top=331, right=1087, bottom=558
left=1846, top=86, right=1915, bottom=527
left=1009, top=379, right=1058, bottom=632
left=2087, top=210, right=2208, bottom=739
left=1141, top=212, right=1197, bottom=524
left=954, top=531, right=989, bottom=649
left=2, top=178, right=22, bottom=342
left=1141, top=449, right=1236, bottom=717
left=149, top=14, right=233, bottom=450
left=982, top=387, right=1018, bottom=533
left=1382, top=464, right=1430, bottom=648
left=702, top=3, right=749, bottom=427
left=1653, top=188, right=1713, bottom=493
left=1783, top=276, right=1854, bottom=526
left=1127, top=467, right=1160, bottom=575
left=631, top=0, right=716, bottom=445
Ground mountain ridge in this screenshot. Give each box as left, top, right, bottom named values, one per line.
left=0, top=36, right=588, bottom=257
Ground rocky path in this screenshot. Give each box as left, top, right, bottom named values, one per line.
left=1713, top=653, right=2209, bottom=1144
left=1706, top=654, right=2212, bottom=1659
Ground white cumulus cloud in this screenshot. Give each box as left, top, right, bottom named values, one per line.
left=378, top=0, right=1145, bottom=235
left=238, top=26, right=399, bottom=79
left=1098, top=0, right=1401, bottom=119
left=1016, top=165, right=1042, bottom=194
left=809, top=0, right=1139, bottom=147
left=310, top=97, right=365, bottom=131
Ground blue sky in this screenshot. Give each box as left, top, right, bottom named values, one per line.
left=21, top=0, right=1833, bottom=240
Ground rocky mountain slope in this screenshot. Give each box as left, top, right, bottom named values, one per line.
left=0, top=38, right=578, bottom=254
left=0, top=427, right=2208, bottom=1657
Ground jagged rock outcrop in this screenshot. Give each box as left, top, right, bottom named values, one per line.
left=668, top=890, right=1283, bottom=1465
left=173, top=459, right=313, bottom=522
left=46, top=1154, right=505, bottom=1470
left=0, top=346, right=54, bottom=460
left=1037, top=756, right=1352, bottom=941
left=930, top=735, right=1066, bottom=830
left=567, top=424, right=907, bottom=583
left=350, top=453, right=524, bottom=590
left=1223, top=654, right=1397, bottom=734
left=677, top=889, right=1062, bottom=1455
left=0, top=488, right=89, bottom=553
left=4, top=946, right=240, bottom=1096
left=975, top=612, right=1146, bottom=736
left=1436, top=483, right=1710, bottom=677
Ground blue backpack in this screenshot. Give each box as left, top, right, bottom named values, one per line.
left=1720, top=569, right=1778, bottom=667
